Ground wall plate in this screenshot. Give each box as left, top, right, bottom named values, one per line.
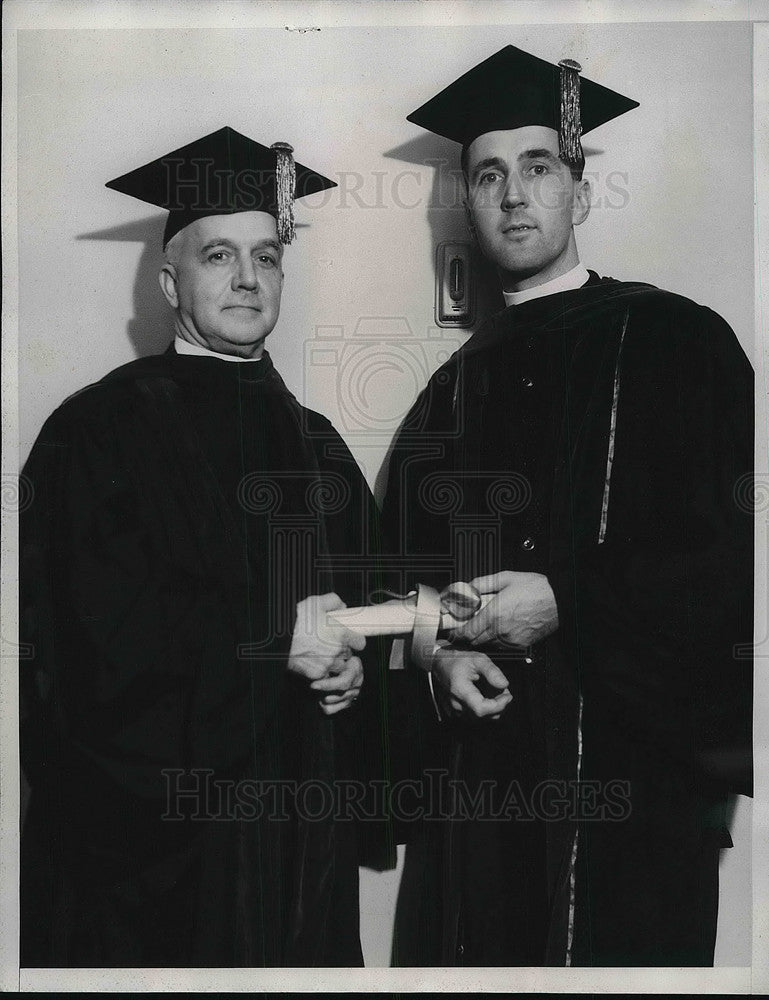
left=435, top=241, right=474, bottom=328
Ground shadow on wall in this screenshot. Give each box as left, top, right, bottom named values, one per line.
left=372, top=134, right=504, bottom=502
left=384, top=132, right=503, bottom=318
left=77, top=214, right=173, bottom=358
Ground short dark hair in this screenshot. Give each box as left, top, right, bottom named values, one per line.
left=460, top=143, right=585, bottom=184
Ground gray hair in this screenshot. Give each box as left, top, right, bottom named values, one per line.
left=163, top=229, right=185, bottom=267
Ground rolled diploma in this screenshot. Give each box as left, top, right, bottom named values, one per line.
left=327, top=594, right=492, bottom=636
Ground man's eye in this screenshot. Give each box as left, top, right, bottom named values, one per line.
left=479, top=171, right=501, bottom=185
left=208, top=251, right=230, bottom=262
left=257, top=254, right=277, bottom=266
left=528, top=163, right=548, bottom=176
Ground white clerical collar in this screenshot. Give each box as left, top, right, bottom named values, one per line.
left=502, top=263, right=590, bottom=307
left=174, top=336, right=263, bottom=363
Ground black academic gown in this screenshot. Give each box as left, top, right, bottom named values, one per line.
left=382, top=273, right=753, bottom=967
left=20, top=345, right=384, bottom=968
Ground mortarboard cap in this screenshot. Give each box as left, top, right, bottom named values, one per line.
left=106, top=126, right=337, bottom=247
left=407, top=45, right=639, bottom=166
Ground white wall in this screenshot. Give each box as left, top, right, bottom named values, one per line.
left=16, top=20, right=756, bottom=967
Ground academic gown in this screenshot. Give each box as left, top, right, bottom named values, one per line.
left=382, top=272, right=753, bottom=967
left=20, top=345, right=384, bottom=968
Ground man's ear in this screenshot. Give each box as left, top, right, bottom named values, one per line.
left=159, top=264, right=179, bottom=309
left=572, top=177, right=591, bottom=227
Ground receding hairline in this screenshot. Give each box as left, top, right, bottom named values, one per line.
left=163, top=215, right=284, bottom=265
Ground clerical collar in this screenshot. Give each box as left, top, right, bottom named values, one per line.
left=502, top=263, right=590, bottom=306
left=174, top=336, right=264, bottom=363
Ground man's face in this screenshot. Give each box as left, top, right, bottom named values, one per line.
left=160, top=211, right=284, bottom=358
left=464, top=125, right=590, bottom=289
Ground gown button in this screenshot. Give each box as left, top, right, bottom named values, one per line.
left=521, top=536, right=535, bottom=550
left=521, top=376, right=534, bottom=388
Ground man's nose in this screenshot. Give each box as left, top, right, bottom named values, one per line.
left=500, top=175, right=527, bottom=211
left=232, top=256, right=259, bottom=291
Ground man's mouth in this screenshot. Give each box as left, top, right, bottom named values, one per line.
left=503, top=223, right=537, bottom=233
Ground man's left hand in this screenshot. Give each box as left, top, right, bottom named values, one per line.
left=448, top=571, right=559, bottom=649
left=310, top=654, right=364, bottom=716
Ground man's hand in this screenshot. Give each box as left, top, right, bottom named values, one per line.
left=431, top=646, right=513, bottom=719
left=288, top=593, right=366, bottom=699
left=448, top=571, right=559, bottom=649
left=310, top=654, right=364, bottom=716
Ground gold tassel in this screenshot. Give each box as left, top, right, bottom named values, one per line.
left=558, top=59, right=583, bottom=166
left=270, top=141, right=296, bottom=245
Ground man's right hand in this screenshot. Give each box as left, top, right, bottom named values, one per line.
left=431, top=646, right=512, bottom=719
left=288, top=593, right=366, bottom=683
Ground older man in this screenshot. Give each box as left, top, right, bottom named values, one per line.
left=384, top=46, right=753, bottom=966
left=20, top=127, right=380, bottom=967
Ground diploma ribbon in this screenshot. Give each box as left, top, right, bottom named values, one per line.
left=326, top=581, right=489, bottom=656
left=411, top=584, right=444, bottom=672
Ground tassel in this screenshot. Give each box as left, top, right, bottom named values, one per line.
left=558, top=59, right=583, bottom=167
left=270, top=141, right=296, bottom=244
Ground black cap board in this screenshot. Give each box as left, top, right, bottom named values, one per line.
left=407, top=44, right=638, bottom=158
left=105, top=126, right=337, bottom=247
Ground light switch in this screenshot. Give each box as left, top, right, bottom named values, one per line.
left=435, top=241, right=474, bottom=328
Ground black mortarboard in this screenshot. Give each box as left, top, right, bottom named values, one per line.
left=407, top=45, right=639, bottom=165
left=106, top=126, right=337, bottom=247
